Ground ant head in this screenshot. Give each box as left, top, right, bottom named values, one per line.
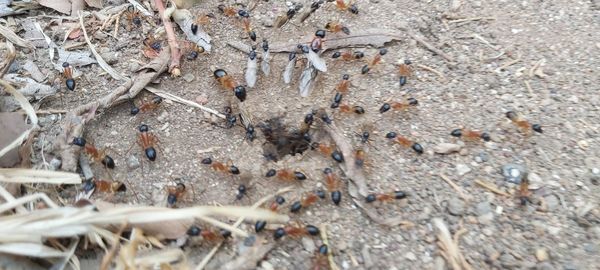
left=305, top=225, right=320, bottom=235
left=130, top=107, right=140, bottom=115
left=72, top=137, right=86, bottom=146
left=532, top=124, right=543, bottom=133
left=365, top=194, right=376, bottom=203
left=379, top=48, right=388, bottom=56
left=234, top=86, right=247, bottom=102
left=319, top=244, right=328, bottom=255
left=230, top=165, right=241, bottom=175
left=323, top=167, right=333, bottom=174
left=138, top=124, right=149, bottom=132
left=101, top=156, right=115, bottom=169
left=342, top=74, right=350, bottom=80
left=404, top=59, right=412, bottom=65
left=265, top=169, right=276, bottom=177
left=379, top=103, right=391, bottom=113
left=354, top=51, right=365, bottom=59
left=275, top=195, right=286, bottom=205
left=248, top=31, right=257, bottom=41
left=213, top=69, right=227, bottom=79
left=332, top=51, right=341, bottom=58
left=238, top=184, right=246, bottom=193
left=289, top=52, right=297, bottom=61
left=505, top=111, right=517, bottom=120
left=354, top=106, right=365, bottom=114
left=481, top=132, right=491, bottom=141
left=201, top=157, right=212, bottom=165
left=152, top=96, right=163, bottom=104
left=62, top=62, right=70, bottom=68
left=304, top=112, right=314, bottom=124
left=411, top=143, right=424, bottom=154
left=361, top=65, right=370, bottom=74
left=299, top=44, right=310, bottom=54
left=450, top=129, right=463, bottom=137
left=362, top=131, right=370, bottom=138
left=187, top=225, right=201, bottom=236
left=262, top=39, right=269, bottom=51
left=294, top=171, right=307, bottom=180
left=408, top=98, right=418, bottom=106
left=315, top=29, right=326, bottom=38
left=349, top=4, right=359, bottom=14
left=385, top=132, right=397, bottom=139
left=315, top=189, right=326, bottom=199
left=248, top=50, right=257, bottom=60
left=238, top=9, right=249, bottom=18
left=394, top=190, right=407, bottom=199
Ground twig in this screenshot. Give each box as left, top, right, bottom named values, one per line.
left=494, top=56, right=521, bottom=72
left=400, top=28, right=455, bottom=63
left=471, top=34, right=501, bottom=51
left=154, top=0, right=181, bottom=76
left=448, top=17, right=495, bottom=24
left=416, top=64, right=446, bottom=81
left=319, top=225, right=340, bottom=270
left=78, top=12, right=128, bottom=81
left=144, top=87, right=226, bottom=119
left=523, top=80, right=534, bottom=95
left=127, top=0, right=152, bottom=16
left=195, top=186, right=294, bottom=270
left=439, top=173, right=471, bottom=201
left=474, top=179, right=509, bottom=196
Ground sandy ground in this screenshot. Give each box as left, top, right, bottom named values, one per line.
left=4, top=0, right=600, bottom=269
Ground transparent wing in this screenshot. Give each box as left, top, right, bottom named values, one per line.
left=307, top=50, right=327, bottom=72
left=245, top=57, right=258, bottom=87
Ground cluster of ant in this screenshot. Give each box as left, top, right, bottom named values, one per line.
left=66, top=1, right=544, bottom=265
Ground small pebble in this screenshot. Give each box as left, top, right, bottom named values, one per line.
left=127, top=155, right=140, bottom=169
left=433, top=143, right=461, bottom=154
left=447, top=198, right=465, bottom=216
left=502, top=164, right=527, bottom=184
left=196, top=94, right=209, bottom=105
left=536, top=248, right=549, bottom=261
left=456, top=164, right=471, bottom=176
left=301, top=237, right=315, bottom=252
left=183, top=73, right=195, bottom=82
left=405, top=252, right=417, bottom=261
left=476, top=201, right=492, bottom=216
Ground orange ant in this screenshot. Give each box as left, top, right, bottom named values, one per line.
left=72, top=137, right=115, bottom=169
left=180, top=41, right=205, bottom=60
left=265, top=168, right=306, bottom=181
left=313, top=244, right=329, bottom=270
left=62, top=62, right=75, bottom=91
left=213, top=69, right=246, bottom=102
left=506, top=111, right=543, bottom=134
left=83, top=178, right=126, bottom=194
left=398, top=60, right=412, bottom=86
left=310, top=30, right=326, bottom=52
left=311, top=142, right=344, bottom=163
left=218, top=4, right=238, bottom=17
left=201, top=157, right=240, bottom=175
left=332, top=50, right=364, bottom=61
left=325, top=22, right=350, bottom=35
left=191, top=14, right=212, bottom=35
left=365, top=191, right=407, bottom=203
left=334, top=0, right=358, bottom=14
left=255, top=195, right=286, bottom=232
left=124, top=5, right=142, bottom=30
left=354, top=149, right=367, bottom=168
left=519, top=175, right=532, bottom=206
left=166, top=182, right=186, bottom=207
left=361, top=48, right=387, bottom=74
left=142, top=35, right=161, bottom=58
left=379, top=98, right=418, bottom=113
left=336, top=103, right=365, bottom=115
left=290, top=192, right=323, bottom=213
left=137, top=124, right=159, bottom=161
left=385, top=132, right=423, bottom=154
left=323, top=168, right=342, bottom=205
left=187, top=225, right=232, bottom=242
left=240, top=11, right=257, bottom=41
left=335, top=74, right=351, bottom=93
left=274, top=224, right=320, bottom=240
left=130, top=96, right=162, bottom=115
left=451, top=128, right=491, bottom=142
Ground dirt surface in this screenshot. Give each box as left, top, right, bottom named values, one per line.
left=3, top=0, right=600, bottom=269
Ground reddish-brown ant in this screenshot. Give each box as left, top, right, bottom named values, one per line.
left=191, top=14, right=211, bottom=35
left=137, top=124, right=159, bottom=161
left=379, top=98, right=418, bottom=113
left=124, top=5, right=142, bottom=30
left=334, top=0, right=358, bottom=14
left=166, top=182, right=186, bottom=207
left=335, top=74, right=351, bottom=93
left=355, top=149, right=367, bottom=168
left=240, top=11, right=257, bottom=41
left=72, top=137, right=115, bottom=169
left=506, top=111, right=543, bottom=134
left=180, top=41, right=205, bottom=60
left=290, top=192, right=322, bottom=212
left=187, top=225, right=231, bottom=242
left=332, top=50, right=364, bottom=61
left=451, top=128, right=491, bottom=142
left=131, top=96, right=162, bottom=115
left=398, top=60, right=412, bottom=86
left=361, top=48, right=387, bottom=74
left=274, top=224, right=320, bottom=240
left=142, top=35, right=161, bottom=58
left=323, top=168, right=342, bottom=205
left=62, top=62, right=76, bottom=91
left=213, top=69, right=246, bottom=102
left=265, top=168, right=306, bottom=181
left=201, top=157, right=240, bottom=175
left=519, top=175, right=532, bottom=206
left=385, top=132, right=423, bottom=154
left=311, top=142, right=344, bottom=163
left=85, top=178, right=126, bottom=194
left=365, top=191, right=407, bottom=203
left=313, top=244, right=329, bottom=270
left=217, top=4, right=238, bottom=17
left=310, top=30, right=326, bottom=52
left=255, top=195, right=286, bottom=232
left=336, top=103, right=365, bottom=115
left=325, top=22, right=350, bottom=35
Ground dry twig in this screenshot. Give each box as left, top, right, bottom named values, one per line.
left=399, top=27, right=455, bottom=63
left=439, top=173, right=471, bottom=202
left=474, top=179, right=509, bottom=196
left=154, top=0, right=181, bottom=76
left=145, top=87, right=225, bottom=119
left=433, top=218, right=473, bottom=270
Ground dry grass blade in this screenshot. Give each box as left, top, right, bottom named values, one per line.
left=0, top=24, right=34, bottom=49
left=0, top=243, right=67, bottom=258
left=319, top=224, right=340, bottom=270
left=78, top=12, right=128, bottom=81
left=0, top=80, right=38, bottom=159
left=0, top=169, right=81, bottom=185
left=433, top=218, right=472, bottom=270
left=145, top=87, right=226, bottom=119
left=0, top=41, right=16, bottom=77
left=439, top=173, right=471, bottom=202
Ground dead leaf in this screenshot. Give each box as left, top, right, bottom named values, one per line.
left=0, top=25, right=34, bottom=49
left=68, top=28, right=82, bottom=40
left=84, top=0, right=103, bottom=9
left=0, top=113, right=29, bottom=167
left=38, top=0, right=71, bottom=14
left=271, top=29, right=403, bottom=53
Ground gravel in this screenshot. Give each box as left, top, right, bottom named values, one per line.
left=502, top=164, right=527, bottom=184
